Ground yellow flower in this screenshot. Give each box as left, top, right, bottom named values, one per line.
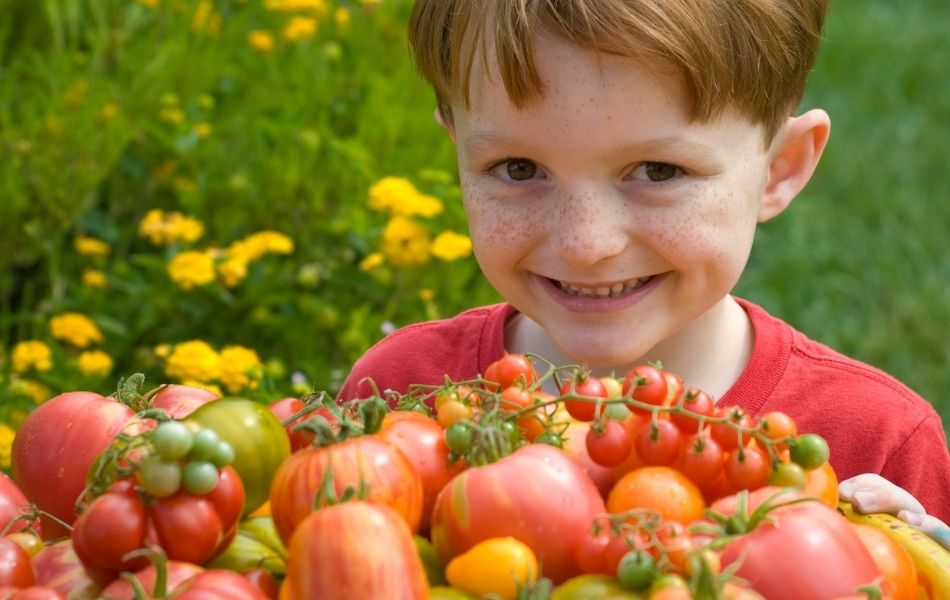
left=168, top=250, right=216, bottom=290
left=159, top=107, right=184, bottom=124
left=82, top=269, right=107, bottom=288
left=381, top=217, right=431, bottom=267
left=219, top=345, right=262, bottom=393
left=419, top=288, right=434, bottom=302
left=248, top=30, right=275, bottom=54
left=74, top=235, right=111, bottom=256
left=258, top=231, right=294, bottom=254
left=138, top=0, right=160, bottom=7
left=368, top=177, right=443, bottom=218
left=283, top=16, right=317, bottom=41
left=139, top=210, right=204, bottom=245
left=165, top=340, right=220, bottom=383
left=12, top=341, right=53, bottom=373
left=431, top=231, right=473, bottom=261
left=154, top=344, right=172, bottom=359
left=218, top=256, right=248, bottom=288
left=265, top=0, right=327, bottom=12
left=101, top=103, right=119, bottom=120
left=228, top=231, right=294, bottom=263
left=359, top=252, right=385, bottom=271
left=0, top=424, right=15, bottom=469
left=192, top=0, right=221, bottom=35
left=78, top=350, right=113, bottom=377
left=193, top=122, right=212, bottom=138
left=50, top=313, right=103, bottom=348
left=334, top=7, right=350, bottom=28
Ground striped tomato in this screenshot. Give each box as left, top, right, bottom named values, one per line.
left=430, top=443, right=606, bottom=584
left=269, top=435, right=424, bottom=544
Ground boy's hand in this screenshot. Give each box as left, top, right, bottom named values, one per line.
left=839, top=473, right=950, bottom=550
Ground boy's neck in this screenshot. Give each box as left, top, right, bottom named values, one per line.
left=504, top=296, right=753, bottom=401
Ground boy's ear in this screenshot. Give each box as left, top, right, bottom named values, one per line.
left=758, top=108, right=831, bottom=222
left=434, top=106, right=457, bottom=144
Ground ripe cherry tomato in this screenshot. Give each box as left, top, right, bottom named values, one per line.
left=560, top=374, right=609, bottom=422
left=669, top=388, right=715, bottom=434
left=484, top=354, right=537, bottom=390
left=724, top=446, right=771, bottom=491
left=585, top=420, right=632, bottom=467
left=709, top=406, right=754, bottom=452
left=0, top=535, right=35, bottom=588
left=634, top=419, right=683, bottom=466
left=674, top=434, right=724, bottom=486
left=621, top=365, right=668, bottom=415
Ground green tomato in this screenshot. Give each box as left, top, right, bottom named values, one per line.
left=414, top=535, right=447, bottom=587
left=182, top=460, right=219, bottom=495
left=550, top=575, right=643, bottom=600
left=616, top=550, right=656, bottom=591
left=768, top=461, right=807, bottom=488
left=444, top=422, right=473, bottom=455
left=138, top=457, right=181, bottom=498
left=189, top=428, right=221, bottom=461
left=534, top=432, right=563, bottom=448
left=211, top=440, right=236, bottom=467
left=789, top=433, right=830, bottom=470
left=152, top=420, right=193, bottom=460
left=187, top=398, right=291, bottom=515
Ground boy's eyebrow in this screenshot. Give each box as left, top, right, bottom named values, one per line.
left=463, top=131, right=718, bottom=159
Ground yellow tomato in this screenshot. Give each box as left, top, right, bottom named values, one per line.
left=445, top=537, right=539, bottom=600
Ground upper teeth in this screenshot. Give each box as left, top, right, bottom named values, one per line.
left=556, top=276, right=652, bottom=298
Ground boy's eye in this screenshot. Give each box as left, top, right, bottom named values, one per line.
left=498, top=158, right=539, bottom=181
left=630, top=162, right=681, bottom=182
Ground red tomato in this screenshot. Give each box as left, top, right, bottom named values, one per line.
left=98, top=561, right=204, bottom=599
left=0, top=536, right=34, bottom=588
left=0, top=587, right=67, bottom=600
left=560, top=375, right=608, bottom=422
left=709, top=406, right=754, bottom=452
left=485, top=353, right=537, bottom=390
left=621, top=365, right=668, bottom=415
left=560, top=421, right=615, bottom=498
left=715, top=490, right=881, bottom=599
left=149, top=384, right=218, bottom=419
left=69, top=481, right=149, bottom=583
left=32, top=541, right=102, bottom=599
left=242, top=568, right=279, bottom=600
left=172, top=570, right=269, bottom=599
left=430, top=444, right=607, bottom=584
left=11, top=392, right=135, bottom=538
left=0, top=473, right=35, bottom=536
left=724, top=446, right=771, bottom=491
left=674, top=433, right=725, bottom=486
left=572, top=528, right=611, bottom=575
left=269, top=435, right=424, bottom=544
left=669, top=388, right=715, bottom=433
left=634, top=419, right=683, bottom=466
left=585, top=420, right=633, bottom=467
left=379, top=411, right=466, bottom=533
left=282, top=502, right=427, bottom=599
left=267, top=398, right=313, bottom=452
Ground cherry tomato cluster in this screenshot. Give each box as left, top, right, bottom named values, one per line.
left=138, top=420, right=237, bottom=498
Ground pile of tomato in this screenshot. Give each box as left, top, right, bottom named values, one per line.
left=0, top=356, right=922, bottom=600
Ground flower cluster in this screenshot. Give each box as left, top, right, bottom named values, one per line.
left=139, top=209, right=205, bottom=246
left=160, top=340, right=263, bottom=394
left=362, top=176, right=472, bottom=270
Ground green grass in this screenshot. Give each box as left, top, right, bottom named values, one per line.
left=735, top=1, right=950, bottom=434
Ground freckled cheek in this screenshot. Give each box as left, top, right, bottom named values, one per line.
left=461, top=188, right=544, bottom=259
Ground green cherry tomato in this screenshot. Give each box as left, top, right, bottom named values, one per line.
left=534, top=432, right=563, bottom=448
left=138, top=456, right=182, bottom=498
left=789, top=433, right=830, bottom=470
left=444, top=422, right=474, bottom=455
left=211, top=440, right=236, bottom=467
left=189, top=428, right=221, bottom=461
left=768, top=461, right=807, bottom=488
left=152, top=420, right=194, bottom=460
left=183, top=460, right=219, bottom=495
left=616, top=550, right=656, bottom=591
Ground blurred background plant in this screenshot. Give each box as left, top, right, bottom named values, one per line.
left=1, top=0, right=947, bottom=451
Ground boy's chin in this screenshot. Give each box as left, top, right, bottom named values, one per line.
left=551, top=337, right=648, bottom=371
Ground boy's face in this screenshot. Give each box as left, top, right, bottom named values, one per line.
left=445, top=33, right=789, bottom=367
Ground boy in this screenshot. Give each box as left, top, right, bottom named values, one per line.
left=340, top=0, right=950, bottom=535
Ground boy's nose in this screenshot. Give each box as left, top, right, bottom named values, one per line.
left=551, top=188, right=628, bottom=267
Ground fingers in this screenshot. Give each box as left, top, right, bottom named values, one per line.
left=898, top=510, right=950, bottom=551
left=838, top=473, right=926, bottom=516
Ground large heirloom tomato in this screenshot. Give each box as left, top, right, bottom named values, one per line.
left=281, top=501, right=428, bottom=600
left=714, top=489, right=881, bottom=599
left=269, top=435, right=424, bottom=544
left=0, top=473, right=33, bottom=535
left=149, top=384, right=218, bottom=419
left=12, top=392, right=135, bottom=538
left=187, top=398, right=290, bottom=516
left=430, top=444, right=607, bottom=584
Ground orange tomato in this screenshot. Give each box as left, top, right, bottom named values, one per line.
left=851, top=523, right=918, bottom=600
left=802, top=460, right=839, bottom=508
left=607, top=466, right=705, bottom=525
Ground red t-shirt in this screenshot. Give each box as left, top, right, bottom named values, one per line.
left=339, top=298, right=950, bottom=521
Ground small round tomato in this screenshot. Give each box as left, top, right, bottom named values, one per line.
left=634, top=419, right=683, bottom=466
left=267, top=397, right=314, bottom=452
left=767, top=461, right=807, bottom=489
left=585, top=420, right=632, bottom=467
left=709, top=406, right=754, bottom=452
left=724, top=446, right=771, bottom=491
left=436, top=399, right=473, bottom=429
left=0, top=535, right=35, bottom=588
left=755, top=411, right=797, bottom=446
left=674, top=434, right=724, bottom=486
left=789, top=433, right=829, bottom=470
left=616, top=550, right=656, bottom=591
left=485, top=354, right=537, bottom=390
left=560, top=374, right=608, bottom=422
left=621, top=365, right=668, bottom=414
left=661, top=372, right=685, bottom=407
left=669, top=388, right=715, bottom=434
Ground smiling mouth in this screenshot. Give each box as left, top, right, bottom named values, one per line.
left=551, top=276, right=654, bottom=298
